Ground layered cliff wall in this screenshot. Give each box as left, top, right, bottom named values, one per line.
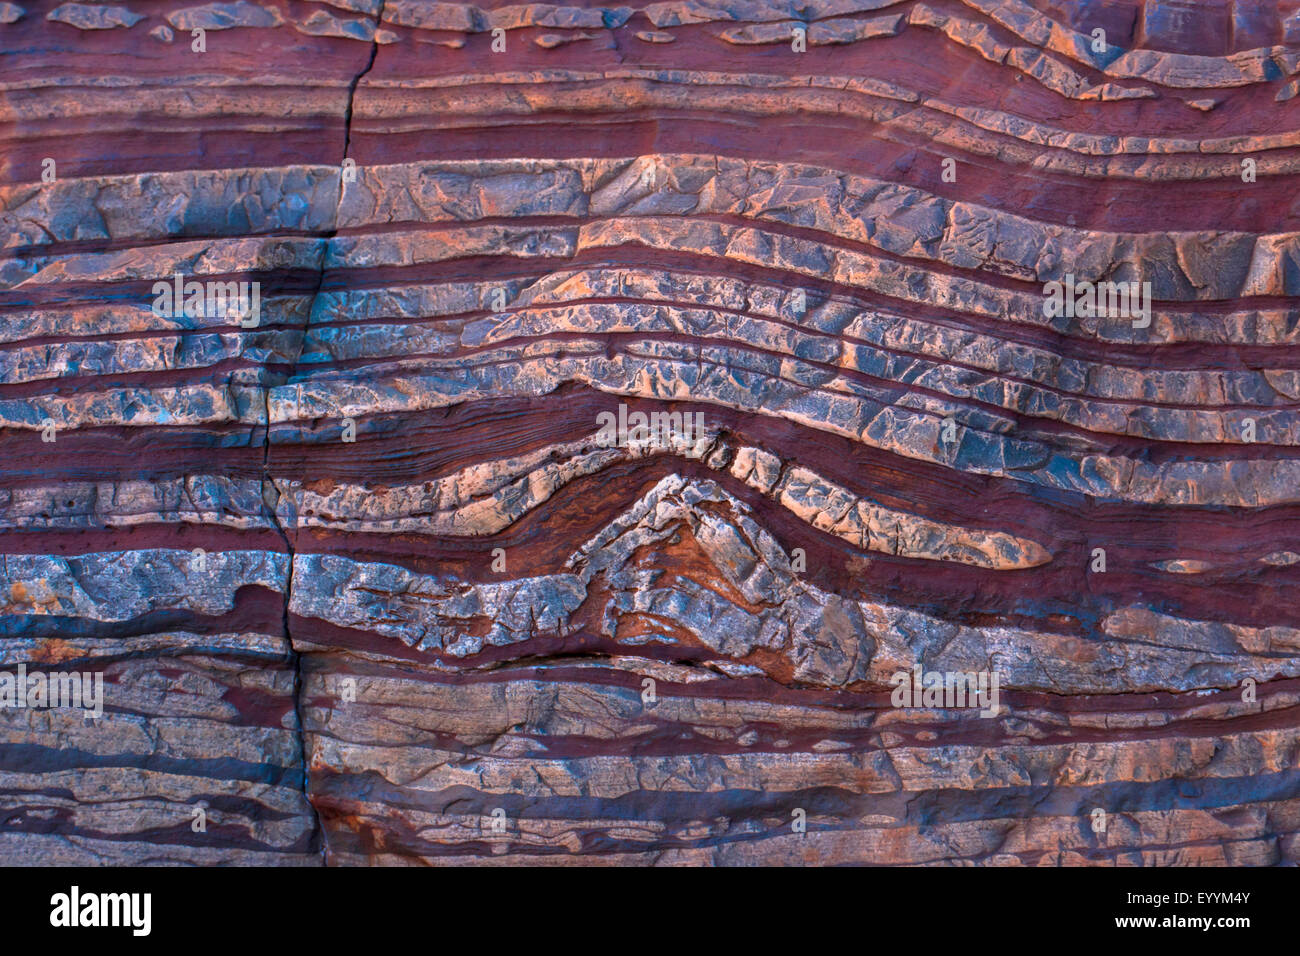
left=1, top=0, right=1299, bottom=865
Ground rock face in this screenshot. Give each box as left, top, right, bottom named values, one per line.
left=1, top=0, right=1299, bottom=866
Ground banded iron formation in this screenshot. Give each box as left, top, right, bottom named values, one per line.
left=1, top=0, right=1300, bottom=865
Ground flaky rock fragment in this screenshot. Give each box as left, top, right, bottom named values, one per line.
left=166, top=1, right=283, bottom=30
left=720, top=14, right=905, bottom=45
left=47, top=3, right=144, bottom=29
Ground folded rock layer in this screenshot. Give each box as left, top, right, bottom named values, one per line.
left=1, top=0, right=1298, bottom=865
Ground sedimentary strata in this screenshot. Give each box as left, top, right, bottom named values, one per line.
left=1, top=0, right=1298, bottom=866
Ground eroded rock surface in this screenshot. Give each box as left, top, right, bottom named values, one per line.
left=1, top=0, right=1299, bottom=866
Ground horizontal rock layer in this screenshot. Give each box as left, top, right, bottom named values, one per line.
left=1, top=0, right=1298, bottom=865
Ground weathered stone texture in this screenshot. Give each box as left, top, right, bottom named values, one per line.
left=1, top=0, right=1298, bottom=865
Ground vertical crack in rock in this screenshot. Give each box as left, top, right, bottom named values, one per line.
left=260, top=387, right=319, bottom=860
left=262, top=3, right=387, bottom=863
left=343, top=2, right=385, bottom=168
